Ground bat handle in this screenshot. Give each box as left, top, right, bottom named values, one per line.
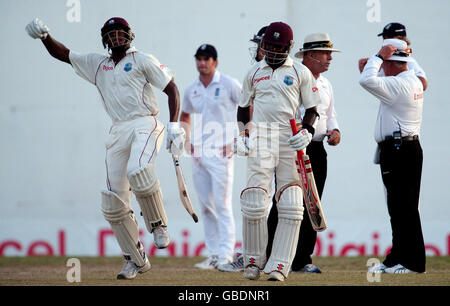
left=289, top=118, right=298, bottom=134
left=289, top=118, right=304, bottom=159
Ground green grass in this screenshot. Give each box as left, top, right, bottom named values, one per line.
left=0, top=256, right=448, bottom=286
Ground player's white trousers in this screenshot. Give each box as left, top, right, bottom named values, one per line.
left=105, top=116, right=165, bottom=206
left=192, top=155, right=236, bottom=262
left=242, top=126, right=303, bottom=276
left=246, top=127, right=299, bottom=190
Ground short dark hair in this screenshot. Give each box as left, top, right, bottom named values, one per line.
left=194, top=44, right=218, bottom=60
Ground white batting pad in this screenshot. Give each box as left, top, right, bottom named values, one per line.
left=264, top=184, right=304, bottom=277
left=240, top=187, right=269, bottom=269
left=101, top=190, right=146, bottom=267
left=128, top=164, right=168, bottom=232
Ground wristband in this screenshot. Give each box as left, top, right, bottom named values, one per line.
left=167, top=122, right=180, bottom=131
left=302, top=124, right=315, bottom=136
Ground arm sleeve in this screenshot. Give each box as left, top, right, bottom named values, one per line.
left=141, top=53, right=173, bottom=91
left=325, top=81, right=339, bottom=131
left=408, top=57, right=427, bottom=79
left=181, top=87, right=194, bottom=114
left=299, top=66, right=321, bottom=109
left=69, top=51, right=106, bottom=85
left=359, top=55, right=401, bottom=105
left=239, top=70, right=255, bottom=108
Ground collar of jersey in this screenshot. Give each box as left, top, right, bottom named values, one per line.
left=398, top=69, right=414, bottom=77
left=196, top=70, right=221, bottom=86
left=108, top=46, right=138, bottom=61
left=260, top=55, right=294, bottom=69
left=126, top=46, right=138, bottom=54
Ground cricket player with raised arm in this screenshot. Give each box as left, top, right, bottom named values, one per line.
left=25, top=17, right=185, bottom=280
left=236, top=21, right=321, bottom=281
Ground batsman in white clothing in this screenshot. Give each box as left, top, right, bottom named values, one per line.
left=236, top=22, right=321, bottom=282
left=26, top=17, right=185, bottom=280
left=180, top=44, right=241, bottom=269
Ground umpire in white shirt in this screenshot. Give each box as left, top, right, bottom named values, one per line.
left=360, top=39, right=425, bottom=274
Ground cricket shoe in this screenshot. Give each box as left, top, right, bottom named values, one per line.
left=368, top=263, right=388, bottom=274
left=218, top=253, right=244, bottom=272
left=384, top=264, right=415, bottom=274
left=117, top=253, right=151, bottom=280
left=243, top=265, right=261, bottom=280
left=293, top=264, right=322, bottom=274
left=153, top=226, right=170, bottom=249
left=267, top=271, right=285, bottom=282
left=194, top=255, right=219, bottom=270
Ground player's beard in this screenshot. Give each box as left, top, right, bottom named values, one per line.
left=111, top=45, right=129, bottom=63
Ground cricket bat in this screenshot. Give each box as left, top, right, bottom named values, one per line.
left=289, top=118, right=327, bottom=232
left=172, top=154, right=199, bottom=223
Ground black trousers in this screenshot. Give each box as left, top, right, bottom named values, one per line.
left=379, top=139, right=425, bottom=272
left=266, top=141, right=327, bottom=270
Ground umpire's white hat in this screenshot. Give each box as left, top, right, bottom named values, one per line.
left=294, top=33, right=340, bottom=58
left=382, top=39, right=412, bottom=62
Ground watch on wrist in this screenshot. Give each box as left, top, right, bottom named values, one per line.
left=375, top=54, right=384, bottom=61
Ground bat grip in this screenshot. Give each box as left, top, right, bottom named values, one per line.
left=289, top=118, right=304, bottom=160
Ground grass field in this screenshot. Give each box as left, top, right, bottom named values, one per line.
left=0, top=256, right=448, bottom=286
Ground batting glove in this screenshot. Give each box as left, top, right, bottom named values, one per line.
left=26, top=18, right=50, bottom=40
left=288, top=128, right=312, bottom=151
left=233, top=134, right=250, bottom=156
left=166, top=122, right=186, bottom=156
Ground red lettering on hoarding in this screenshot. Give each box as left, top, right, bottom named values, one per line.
left=372, top=233, right=379, bottom=256
left=27, top=241, right=54, bottom=256
left=0, top=240, right=22, bottom=255
left=194, top=243, right=206, bottom=256
left=447, top=234, right=450, bottom=256
left=425, top=244, right=441, bottom=256
left=234, top=241, right=242, bottom=250
left=1, top=230, right=449, bottom=257
left=327, top=232, right=335, bottom=256
left=58, top=230, right=66, bottom=256
left=99, top=229, right=114, bottom=256
left=1, top=230, right=67, bottom=256
left=339, top=244, right=366, bottom=256
left=182, top=230, right=189, bottom=257
left=384, top=246, right=392, bottom=256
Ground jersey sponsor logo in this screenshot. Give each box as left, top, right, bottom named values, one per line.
left=102, top=65, right=114, bottom=71
left=192, top=90, right=201, bottom=99
left=253, top=75, right=270, bottom=84
left=124, top=63, right=132, bottom=72
left=414, top=92, right=423, bottom=100
left=284, top=76, right=294, bottom=86
left=312, top=87, right=318, bottom=92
